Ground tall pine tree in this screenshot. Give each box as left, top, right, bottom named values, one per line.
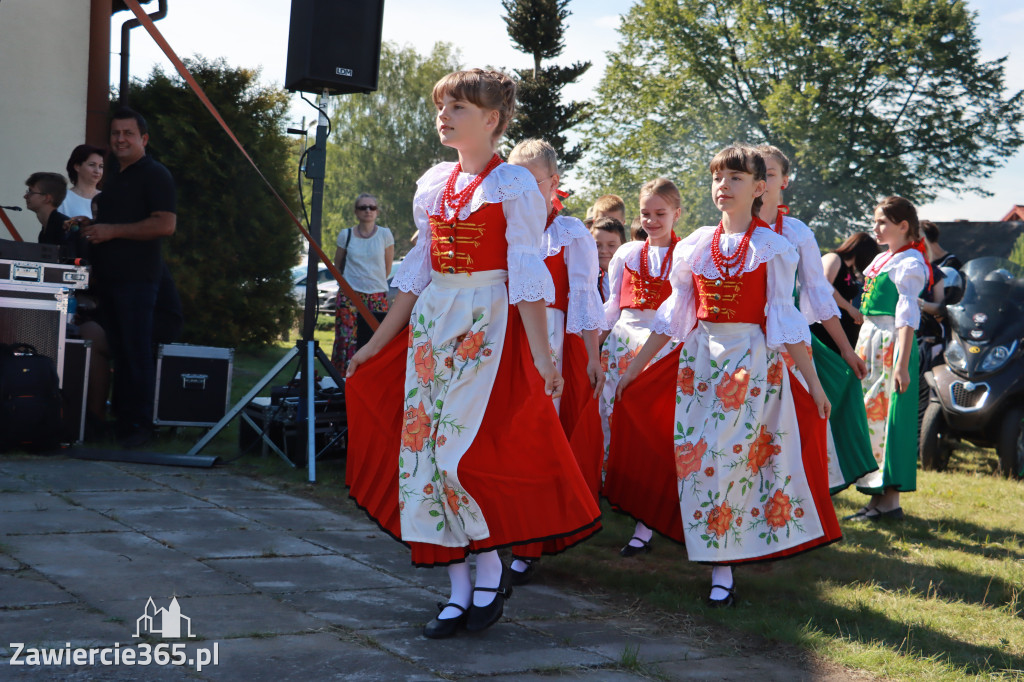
left=502, top=0, right=590, bottom=169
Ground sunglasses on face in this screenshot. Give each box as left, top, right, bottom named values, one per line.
left=356, top=205, right=378, bottom=211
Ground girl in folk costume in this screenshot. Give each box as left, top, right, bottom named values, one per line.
left=607, top=146, right=841, bottom=606
left=846, top=196, right=929, bottom=521
left=506, top=139, right=608, bottom=585
left=600, top=178, right=684, bottom=557
left=755, top=144, right=877, bottom=493
left=345, top=70, right=600, bottom=638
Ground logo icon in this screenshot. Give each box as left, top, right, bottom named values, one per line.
left=133, top=597, right=195, bottom=639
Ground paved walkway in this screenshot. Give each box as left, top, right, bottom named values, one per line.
left=0, top=457, right=849, bottom=681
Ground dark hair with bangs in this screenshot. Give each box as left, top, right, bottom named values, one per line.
left=833, top=231, right=880, bottom=273
left=876, top=196, right=920, bottom=240
left=432, top=69, right=517, bottom=141
left=709, top=145, right=767, bottom=216
left=66, top=144, right=106, bottom=185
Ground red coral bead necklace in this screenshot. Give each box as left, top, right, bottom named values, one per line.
left=439, top=153, right=502, bottom=225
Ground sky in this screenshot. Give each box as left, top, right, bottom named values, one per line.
left=115, top=0, right=1023, bottom=222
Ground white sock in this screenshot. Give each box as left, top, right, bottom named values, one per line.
left=438, top=562, right=471, bottom=619
left=472, top=550, right=504, bottom=607
left=709, top=565, right=734, bottom=601
left=627, top=521, right=653, bottom=547
left=510, top=558, right=533, bottom=573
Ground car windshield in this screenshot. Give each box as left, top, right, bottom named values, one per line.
left=958, top=257, right=1024, bottom=307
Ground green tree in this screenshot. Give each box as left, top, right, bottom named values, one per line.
left=320, top=42, right=461, bottom=255
left=502, top=0, right=591, bottom=168
left=1009, top=234, right=1024, bottom=269
left=129, top=57, right=301, bottom=347
left=583, top=0, right=1024, bottom=239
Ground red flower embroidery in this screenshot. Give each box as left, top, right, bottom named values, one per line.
left=444, top=356, right=454, bottom=369
left=407, top=327, right=414, bottom=349
left=751, top=507, right=759, bottom=517
left=883, top=342, right=894, bottom=369
left=483, top=348, right=493, bottom=357
left=401, top=402, right=431, bottom=453
left=704, top=466, right=714, bottom=477
left=736, top=517, right=743, bottom=526
left=706, top=502, right=733, bottom=538
left=750, top=387, right=761, bottom=397
left=767, top=361, right=783, bottom=386
left=697, top=382, right=708, bottom=392
left=746, top=425, right=781, bottom=475
left=455, top=330, right=485, bottom=361
left=422, top=483, right=434, bottom=495
left=763, top=489, right=793, bottom=530
left=675, top=439, right=708, bottom=480
left=437, top=435, right=447, bottom=447
left=715, top=367, right=750, bottom=411
left=865, top=392, right=890, bottom=422
left=794, top=507, right=804, bottom=518
left=693, top=510, right=702, bottom=520
left=618, top=348, right=638, bottom=376
left=600, top=349, right=610, bottom=373
left=733, top=444, right=743, bottom=453
left=781, top=351, right=796, bottom=369
left=414, top=342, right=436, bottom=384
left=444, top=483, right=460, bottom=513
left=677, top=366, right=695, bottom=396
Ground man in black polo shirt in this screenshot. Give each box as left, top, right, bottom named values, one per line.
left=24, top=172, right=72, bottom=252
left=82, top=107, right=176, bottom=447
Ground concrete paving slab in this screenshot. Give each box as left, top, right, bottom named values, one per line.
left=194, top=633, right=441, bottom=681
left=147, top=529, right=331, bottom=560
left=16, top=460, right=162, bottom=492
left=0, top=554, right=22, bottom=570
left=205, top=555, right=404, bottom=594
left=475, top=671, right=646, bottom=681
left=502, top=584, right=611, bottom=621
left=0, top=604, right=136, bottom=655
left=111, top=508, right=255, bottom=533
left=64, top=490, right=215, bottom=512
left=0, top=492, right=78, bottom=512
left=145, top=472, right=277, bottom=495
left=655, top=653, right=829, bottom=681
left=344, top=554, right=450, bottom=589
left=276, top=585, right=452, bottom=631
left=0, top=508, right=129, bottom=535
left=192, top=491, right=326, bottom=510
left=298, top=529, right=406, bottom=557
left=227, top=508, right=375, bottom=532
left=0, top=572, right=75, bottom=608
left=366, top=623, right=614, bottom=676
left=526, top=619, right=710, bottom=664
left=96, top=593, right=327, bottom=640
left=2, top=532, right=251, bottom=602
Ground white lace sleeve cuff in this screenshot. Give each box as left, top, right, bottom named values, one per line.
left=893, top=254, right=927, bottom=329
left=508, top=247, right=556, bottom=304
left=391, top=204, right=432, bottom=295
left=567, top=287, right=608, bottom=332
left=800, top=283, right=841, bottom=325
left=766, top=243, right=810, bottom=349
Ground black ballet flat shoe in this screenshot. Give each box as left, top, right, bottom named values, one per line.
left=423, top=602, right=468, bottom=639
left=842, top=506, right=874, bottom=521
left=707, top=585, right=736, bottom=608
left=866, top=506, right=905, bottom=522
left=509, top=560, right=536, bottom=587
left=466, top=563, right=513, bottom=632
left=619, top=536, right=653, bottom=557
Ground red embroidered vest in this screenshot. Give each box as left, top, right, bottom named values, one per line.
left=619, top=264, right=671, bottom=311
left=693, top=262, right=767, bottom=324
left=429, top=202, right=508, bottom=274
left=544, top=248, right=570, bottom=312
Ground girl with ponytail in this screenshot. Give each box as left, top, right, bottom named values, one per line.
left=846, top=196, right=929, bottom=521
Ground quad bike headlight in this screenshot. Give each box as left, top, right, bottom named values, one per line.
left=945, top=339, right=968, bottom=371
left=980, top=341, right=1017, bottom=373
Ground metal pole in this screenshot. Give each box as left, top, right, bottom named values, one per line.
left=306, top=340, right=316, bottom=482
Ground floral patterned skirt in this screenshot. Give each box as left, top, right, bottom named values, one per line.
left=600, top=309, right=678, bottom=461
left=345, top=271, right=601, bottom=566
left=332, top=290, right=389, bottom=376
left=606, top=321, right=840, bottom=564
left=853, top=315, right=919, bottom=494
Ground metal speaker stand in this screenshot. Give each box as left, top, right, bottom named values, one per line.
left=185, top=91, right=342, bottom=482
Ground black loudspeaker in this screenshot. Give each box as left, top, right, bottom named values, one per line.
left=285, top=0, right=385, bottom=95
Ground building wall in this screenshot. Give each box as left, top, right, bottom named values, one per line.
left=0, top=1, right=92, bottom=242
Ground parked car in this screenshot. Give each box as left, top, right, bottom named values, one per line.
left=291, top=263, right=332, bottom=308
left=317, top=258, right=404, bottom=313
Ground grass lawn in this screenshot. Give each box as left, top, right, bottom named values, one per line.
left=56, top=330, right=1024, bottom=679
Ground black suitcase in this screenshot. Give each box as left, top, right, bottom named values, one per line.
left=0, top=344, right=62, bottom=452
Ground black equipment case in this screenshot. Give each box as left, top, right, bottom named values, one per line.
left=153, top=344, right=234, bottom=427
